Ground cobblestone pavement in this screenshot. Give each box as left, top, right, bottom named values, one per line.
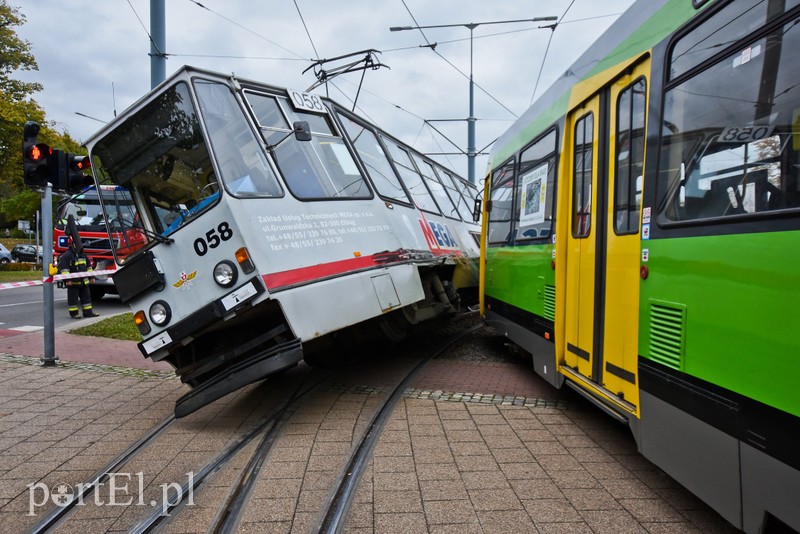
left=0, top=323, right=737, bottom=533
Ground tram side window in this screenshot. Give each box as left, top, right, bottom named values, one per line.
left=487, top=159, right=515, bottom=244
left=456, top=178, right=481, bottom=218
left=382, top=139, right=440, bottom=213
left=413, top=155, right=459, bottom=219
left=338, top=115, right=410, bottom=204
left=515, top=130, right=557, bottom=241
left=615, top=78, right=646, bottom=235
left=244, top=92, right=371, bottom=200
left=195, top=81, right=281, bottom=198
left=670, top=0, right=800, bottom=80
left=661, top=16, right=800, bottom=222
left=573, top=113, right=594, bottom=238
left=438, top=168, right=475, bottom=221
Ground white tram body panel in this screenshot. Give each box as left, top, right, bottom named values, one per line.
left=85, top=66, right=479, bottom=416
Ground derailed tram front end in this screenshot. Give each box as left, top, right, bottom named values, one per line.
left=85, top=67, right=478, bottom=417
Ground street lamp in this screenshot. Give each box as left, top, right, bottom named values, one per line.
left=391, top=16, right=557, bottom=184
left=75, top=112, right=106, bottom=123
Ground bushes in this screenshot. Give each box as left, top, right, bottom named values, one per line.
left=0, top=262, right=41, bottom=271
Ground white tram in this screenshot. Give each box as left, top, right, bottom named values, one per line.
left=84, top=67, right=480, bottom=416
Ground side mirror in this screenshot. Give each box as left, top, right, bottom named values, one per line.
left=267, top=121, right=313, bottom=151
left=293, top=121, right=312, bottom=142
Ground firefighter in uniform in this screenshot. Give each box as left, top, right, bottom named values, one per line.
left=56, top=236, right=99, bottom=319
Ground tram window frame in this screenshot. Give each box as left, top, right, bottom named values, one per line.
left=614, top=77, right=646, bottom=235
left=412, top=154, right=461, bottom=221
left=195, top=80, right=283, bottom=200
left=514, top=129, right=558, bottom=243
left=243, top=90, right=372, bottom=201
left=572, top=113, right=594, bottom=239
left=437, top=166, right=475, bottom=221
left=454, top=176, right=481, bottom=217
left=335, top=111, right=412, bottom=206
left=658, top=10, right=800, bottom=225
left=92, top=81, right=223, bottom=245
left=487, top=157, right=516, bottom=245
left=382, top=138, right=441, bottom=214
left=670, top=0, right=800, bottom=81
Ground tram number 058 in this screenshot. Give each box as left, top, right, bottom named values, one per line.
left=194, top=222, right=234, bottom=256
left=288, top=89, right=327, bottom=114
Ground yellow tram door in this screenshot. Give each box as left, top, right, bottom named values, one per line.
left=600, top=61, right=650, bottom=414
left=560, top=58, right=649, bottom=417
left=562, top=96, right=600, bottom=381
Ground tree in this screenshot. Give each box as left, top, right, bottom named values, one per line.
left=0, top=1, right=84, bottom=226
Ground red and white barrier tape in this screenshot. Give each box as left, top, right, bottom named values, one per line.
left=0, top=269, right=116, bottom=291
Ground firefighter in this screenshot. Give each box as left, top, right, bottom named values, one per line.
left=56, top=236, right=99, bottom=319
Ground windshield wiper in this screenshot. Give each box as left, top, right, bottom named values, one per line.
left=113, top=211, right=173, bottom=245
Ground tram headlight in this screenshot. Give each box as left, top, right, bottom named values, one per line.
left=213, top=260, right=238, bottom=287
left=149, top=300, right=172, bottom=326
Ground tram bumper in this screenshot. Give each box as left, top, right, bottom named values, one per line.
left=174, top=337, right=302, bottom=418
left=132, top=275, right=304, bottom=417
left=137, top=277, right=266, bottom=359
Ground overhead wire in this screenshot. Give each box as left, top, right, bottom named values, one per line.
left=164, top=0, right=486, bottom=172
left=381, top=14, right=619, bottom=53
left=184, top=0, right=309, bottom=60
left=530, top=0, right=575, bottom=105
left=293, top=0, right=320, bottom=60
left=125, top=0, right=164, bottom=57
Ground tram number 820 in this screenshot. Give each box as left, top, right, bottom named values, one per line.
left=193, top=222, right=234, bottom=256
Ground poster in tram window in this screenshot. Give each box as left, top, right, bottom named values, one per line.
left=519, top=163, right=548, bottom=225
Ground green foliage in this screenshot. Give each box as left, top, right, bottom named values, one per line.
left=70, top=313, right=143, bottom=342
left=0, top=261, right=39, bottom=271
left=0, top=1, right=87, bottom=226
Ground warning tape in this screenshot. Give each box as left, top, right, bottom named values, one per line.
left=0, top=269, right=116, bottom=291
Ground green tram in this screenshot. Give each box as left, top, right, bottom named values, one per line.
left=479, top=0, right=800, bottom=531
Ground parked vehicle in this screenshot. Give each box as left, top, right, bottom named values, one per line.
left=10, top=244, right=43, bottom=263
left=0, top=244, right=11, bottom=264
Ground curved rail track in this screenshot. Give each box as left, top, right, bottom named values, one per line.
left=27, top=317, right=479, bottom=533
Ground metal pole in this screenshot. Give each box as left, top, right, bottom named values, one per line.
left=150, top=0, right=166, bottom=88
left=41, top=185, right=57, bottom=366
left=467, top=26, right=476, bottom=184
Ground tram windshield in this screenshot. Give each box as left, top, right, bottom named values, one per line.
left=92, top=82, right=220, bottom=255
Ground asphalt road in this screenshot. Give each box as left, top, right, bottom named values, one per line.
left=0, top=284, right=128, bottom=332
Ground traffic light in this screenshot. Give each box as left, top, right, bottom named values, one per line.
left=63, top=153, right=94, bottom=193
left=22, top=121, right=54, bottom=188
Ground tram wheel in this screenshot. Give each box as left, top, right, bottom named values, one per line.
left=379, top=310, right=410, bottom=343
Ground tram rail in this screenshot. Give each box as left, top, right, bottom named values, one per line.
left=26, top=317, right=479, bottom=533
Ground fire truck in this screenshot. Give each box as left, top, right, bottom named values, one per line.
left=54, top=185, right=144, bottom=299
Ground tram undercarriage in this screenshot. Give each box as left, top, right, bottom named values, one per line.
left=160, top=266, right=467, bottom=417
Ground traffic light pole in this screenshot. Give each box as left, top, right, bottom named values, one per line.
left=41, top=184, right=57, bottom=366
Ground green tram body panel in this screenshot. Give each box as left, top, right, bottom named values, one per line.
left=640, top=231, right=800, bottom=419
left=485, top=244, right=555, bottom=322
left=481, top=0, right=800, bottom=531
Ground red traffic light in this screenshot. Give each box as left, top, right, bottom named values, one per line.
left=25, top=143, right=52, bottom=162
left=68, top=155, right=91, bottom=171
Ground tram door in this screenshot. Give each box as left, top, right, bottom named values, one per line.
left=562, top=61, right=649, bottom=413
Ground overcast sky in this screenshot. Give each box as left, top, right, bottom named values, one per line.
left=14, top=0, right=635, bottom=179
